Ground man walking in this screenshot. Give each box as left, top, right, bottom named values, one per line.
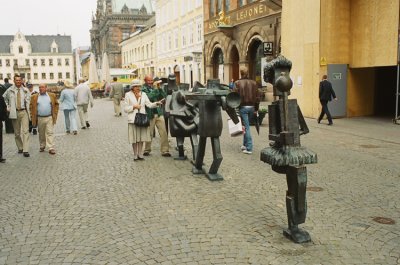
left=141, top=75, right=170, bottom=157
left=27, top=82, right=38, bottom=135
left=318, top=74, right=337, bottom=125
left=0, top=84, right=7, bottom=162
left=2, top=75, right=31, bottom=157
left=75, top=79, right=93, bottom=129
left=233, top=66, right=260, bottom=155
left=30, top=84, right=59, bottom=155
left=109, top=77, right=124, bottom=116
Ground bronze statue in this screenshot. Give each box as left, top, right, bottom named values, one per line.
left=185, top=79, right=240, bottom=181
left=261, top=56, right=317, bottom=243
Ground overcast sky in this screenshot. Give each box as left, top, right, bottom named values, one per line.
left=0, top=0, right=98, bottom=48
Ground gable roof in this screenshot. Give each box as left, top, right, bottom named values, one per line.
left=0, top=35, right=72, bottom=54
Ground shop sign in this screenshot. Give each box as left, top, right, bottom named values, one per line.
left=263, top=42, right=273, bottom=56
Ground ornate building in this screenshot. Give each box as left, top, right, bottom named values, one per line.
left=90, top=0, right=154, bottom=68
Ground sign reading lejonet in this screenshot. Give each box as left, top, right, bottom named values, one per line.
left=205, top=2, right=271, bottom=34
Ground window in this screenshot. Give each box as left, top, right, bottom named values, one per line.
left=0, top=74, right=3, bottom=80
left=19, top=46, right=23, bottom=53
left=66, top=72, right=70, bottom=79
left=6, top=59, right=10, bottom=66
left=13, top=59, right=18, bottom=66
left=27, top=73, right=31, bottom=80
left=7, top=73, right=11, bottom=79
left=122, top=31, right=130, bottom=40
left=238, top=0, right=244, bottom=7
left=33, top=59, right=37, bottom=66
left=57, top=58, right=61, bottom=66
left=168, top=35, right=172, bottom=50
left=50, top=73, right=54, bottom=79
left=197, top=21, right=203, bottom=42
left=65, top=59, right=69, bottom=66
left=217, top=0, right=222, bottom=13
left=174, top=29, right=179, bottom=49
left=0, top=59, right=2, bottom=66
left=25, top=59, right=30, bottom=66
left=225, top=0, right=230, bottom=12
left=210, top=0, right=215, bottom=16
left=189, top=23, right=194, bottom=44
left=34, top=73, right=38, bottom=80
left=182, top=26, right=186, bottom=47
left=49, top=59, right=53, bottom=66
left=41, top=59, right=45, bottom=66
left=41, top=73, right=46, bottom=79
left=52, top=48, right=57, bottom=53
left=58, top=72, right=62, bottom=79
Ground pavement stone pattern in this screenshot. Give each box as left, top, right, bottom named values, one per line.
left=1, top=98, right=399, bottom=265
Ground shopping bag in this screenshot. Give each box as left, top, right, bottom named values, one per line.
left=227, top=117, right=243, bottom=137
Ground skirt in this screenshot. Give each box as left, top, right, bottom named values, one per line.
left=128, top=123, right=151, bottom=144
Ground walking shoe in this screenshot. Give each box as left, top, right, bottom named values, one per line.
left=32, top=129, right=37, bottom=135
left=138, top=157, right=145, bottom=160
left=23, top=152, right=30, bottom=157
left=328, top=122, right=333, bottom=126
left=86, top=121, right=90, bottom=128
left=242, top=150, right=252, bottom=154
left=18, top=150, right=23, bottom=154
left=162, top=153, right=171, bottom=157
left=0, top=158, right=6, bottom=163
left=317, top=119, right=321, bottom=124
left=66, top=130, right=70, bottom=134
left=49, top=149, right=56, bottom=155
left=81, top=127, right=86, bottom=129
left=39, top=147, right=45, bottom=152
left=240, top=145, right=247, bottom=151
left=143, top=151, right=150, bottom=156
left=73, top=131, right=77, bottom=135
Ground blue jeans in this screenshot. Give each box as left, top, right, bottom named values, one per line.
left=239, top=106, right=254, bottom=152
left=63, top=109, right=78, bottom=132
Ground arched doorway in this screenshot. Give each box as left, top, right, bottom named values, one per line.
left=212, top=47, right=224, bottom=81
left=247, top=38, right=263, bottom=87
left=174, top=65, right=180, bottom=84
left=230, top=45, right=239, bottom=81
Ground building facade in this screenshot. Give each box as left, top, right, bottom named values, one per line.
left=120, top=17, right=156, bottom=80
left=90, top=0, right=154, bottom=69
left=156, top=0, right=204, bottom=86
left=203, top=0, right=281, bottom=91
left=0, top=31, right=74, bottom=85
left=282, top=0, right=400, bottom=118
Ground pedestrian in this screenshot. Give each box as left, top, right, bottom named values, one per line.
left=30, top=83, right=59, bottom=155
left=233, top=66, right=260, bottom=155
left=229, top=79, right=235, bottom=90
left=0, top=85, right=7, bottom=163
left=109, top=77, right=124, bottom=117
left=59, top=81, right=78, bottom=135
left=2, top=75, right=31, bottom=157
left=318, top=74, right=337, bottom=125
left=124, top=79, right=164, bottom=161
left=27, top=82, right=38, bottom=135
left=2, top=78, right=14, bottom=134
left=75, top=78, right=93, bottom=129
left=141, top=75, right=171, bottom=157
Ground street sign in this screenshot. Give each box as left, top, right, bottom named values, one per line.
left=263, top=42, right=273, bottom=56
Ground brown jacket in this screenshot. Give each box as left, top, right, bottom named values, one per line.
left=30, top=92, right=59, bottom=126
left=233, top=78, right=260, bottom=111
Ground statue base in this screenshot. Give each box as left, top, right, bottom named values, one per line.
left=283, top=227, right=311, bottom=244
left=206, top=173, right=223, bottom=181
left=174, top=155, right=187, bottom=161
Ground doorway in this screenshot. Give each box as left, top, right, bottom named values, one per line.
left=374, top=66, right=397, bottom=117
left=174, top=65, right=180, bottom=84
left=212, top=47, right=224, bottom=80
left=230, top=45, right=239, bottom=81
left=247, top=38, right=263, bottom=86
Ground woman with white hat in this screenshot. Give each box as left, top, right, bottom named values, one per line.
left=59, top=81, right=78, bottom=135
left=124, top=79, right=164, bottom=160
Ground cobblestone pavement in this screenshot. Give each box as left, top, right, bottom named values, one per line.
left=1, top=99, right=399, bottom=265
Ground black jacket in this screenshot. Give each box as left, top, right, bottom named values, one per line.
left=0, top=84, right=7, bottom=121
left=319, top=79, right=336, bottom=101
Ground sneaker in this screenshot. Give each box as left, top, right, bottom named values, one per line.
left=49, top=149, right=56, bottom=155
left=81, top=127, right=86, bottom=130
left=66, top=130, right=70, bottom=134
left=23, top=152, right=30, bottom=157
left=73, top=131, right=77, bottom=135
left=240, top=145, right=247, bottom=151
left=32, top=128, right=37, bottom=135
left=18, top=150, right=23, bottom=154
left=86, top=121, right=90, bottom=128
left=242, top=150, right=252, bottom=154
left=143, top=151, right=150, bottom=156
left=39, top=147, right=45, bottom=152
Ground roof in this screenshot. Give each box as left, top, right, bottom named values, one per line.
left=112, top=0, right=153, bottom=13
left=0, top=34, right=72, bottom=54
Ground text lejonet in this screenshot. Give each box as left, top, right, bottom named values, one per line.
left=236, top=4, right=267, bottom=22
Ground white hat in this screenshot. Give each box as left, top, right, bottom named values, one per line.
left=131, top=79, right=142, bottom=87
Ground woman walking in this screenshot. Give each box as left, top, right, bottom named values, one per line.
left=59, top=81, right=78, bottom=135
left=124, top=80, right=164, bottom=160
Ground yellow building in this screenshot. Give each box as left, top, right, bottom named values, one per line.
left=156, top=0, right=204, bottom=86
left=282, top=0, right=400, bottom=118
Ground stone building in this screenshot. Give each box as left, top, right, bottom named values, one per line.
left=282, top=0, right=400, bottom=119
left=203, top=0, right=281, bottom=91
left=0, top=31, right=74, bottom=85
left=90, top=0, right=154, bottom=69
left=156, top=0, right=204, bottom=87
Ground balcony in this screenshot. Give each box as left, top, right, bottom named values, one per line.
left=13, top=64, right=31, bottom=71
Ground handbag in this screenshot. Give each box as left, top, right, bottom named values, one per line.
left=227, top=116, right=243, bottom=137
left=134, top=98, right=150, bottom=127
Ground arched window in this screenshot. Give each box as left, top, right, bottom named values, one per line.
left=19, top=46, right=23, bottom=54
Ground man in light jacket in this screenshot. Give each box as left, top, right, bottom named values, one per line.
left=2, top=75, right=31, bottom=157
left=74, top=79, right=94, bottom=129
left=109, top=77, right=124, bottom=117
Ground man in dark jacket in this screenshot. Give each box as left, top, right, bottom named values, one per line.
left=3, top=78, right=13, bottom=133
left=233, top=66, right=260, bottom=154
left=0, top=84, right=7, bottom=162
left=318, top=74, right=337, bottom=125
